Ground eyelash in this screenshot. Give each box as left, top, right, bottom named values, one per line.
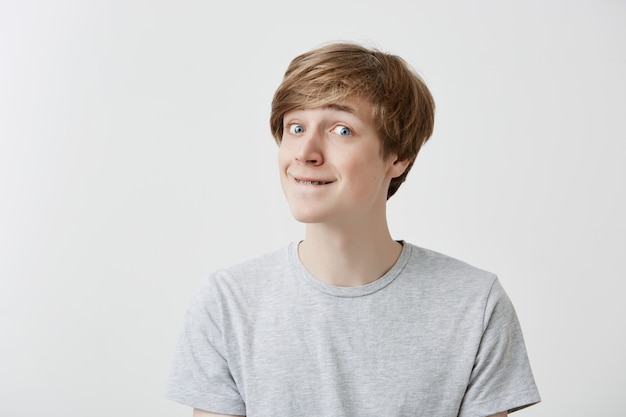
left=286, top=124, right=353, bottom=136
left=288, top=124, right=305, bottom=134
left=333, top=126, right=352, bottom=136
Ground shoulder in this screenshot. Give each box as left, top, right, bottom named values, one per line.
left=395, top=243, right=506, bottom=320
left=212, top=244, right=293, bottom=284
left=193, top=243, right=296, bottom=304
left=403, top=244, right=525, bottom=333
left=403, top=243, right=497, bottom=288
left=227, top=244, right=293, bottom=275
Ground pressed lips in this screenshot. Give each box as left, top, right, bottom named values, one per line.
left=290, top=174, right=335, bottom=185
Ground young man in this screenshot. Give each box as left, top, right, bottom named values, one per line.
left=166, top=42, right=540, bottom=417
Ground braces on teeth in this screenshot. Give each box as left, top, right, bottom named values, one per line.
left=297, top=179, right=328, bottom=185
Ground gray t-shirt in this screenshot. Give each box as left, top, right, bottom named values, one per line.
left=166, top=242, right=540, bottom=416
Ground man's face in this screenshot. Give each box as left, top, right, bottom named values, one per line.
left=277, top=97, right=406, bottom=226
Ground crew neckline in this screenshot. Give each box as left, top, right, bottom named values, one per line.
left=288, top=241, right=412, bottom=297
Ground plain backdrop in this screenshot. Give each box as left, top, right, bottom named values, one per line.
left=1, top=0, right=625, bottom=416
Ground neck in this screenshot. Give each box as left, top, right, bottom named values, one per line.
left=298, top=217, right=403, bottom=287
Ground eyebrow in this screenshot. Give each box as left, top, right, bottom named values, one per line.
left=324, top=103, right=356, bottom=114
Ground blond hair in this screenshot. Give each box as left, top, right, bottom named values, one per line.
left=270, top=42, right=435, bottom=199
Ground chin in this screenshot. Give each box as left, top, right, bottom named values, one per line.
left=290, top=211, right=324, bottom=224
left=288, top=205, right=331, bottom=224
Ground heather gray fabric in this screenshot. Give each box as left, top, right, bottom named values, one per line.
left=166, top=242, right=540, bottom=416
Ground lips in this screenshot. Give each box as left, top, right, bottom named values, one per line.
left=291, top=174, right=334, bottom=185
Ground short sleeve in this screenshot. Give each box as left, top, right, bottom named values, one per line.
left=165, top=277, right=246, bottom=415
left=458, top=278, right=541, bottom=417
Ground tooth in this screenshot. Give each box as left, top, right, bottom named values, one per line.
left=297, top=179, right=325, bottom=185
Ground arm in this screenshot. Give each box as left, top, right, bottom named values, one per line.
left=193, top=408, right=244, bottom=417
left=487, top=413, right=507, bottom=417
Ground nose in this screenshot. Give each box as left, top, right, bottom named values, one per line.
left=295, top=130, right=324, bottom=165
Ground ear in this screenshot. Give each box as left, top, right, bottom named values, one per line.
left=388, top=156, right=410, bottom=179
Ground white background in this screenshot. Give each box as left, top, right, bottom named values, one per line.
left=1, top=1, right=624, bottom=416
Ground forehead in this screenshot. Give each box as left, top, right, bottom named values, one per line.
left=285, top=97, right=374, bottom=122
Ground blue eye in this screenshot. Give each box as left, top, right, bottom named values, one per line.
left=333, top=125, right=352, bottom=136
left=289, top=124, right=305, bottom=134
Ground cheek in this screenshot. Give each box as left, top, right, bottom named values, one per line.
left=345, top=158, right=375, bottom=185
left=346, top=156, right=389, bottom=195
left=277, top=143, right=290, bottom=169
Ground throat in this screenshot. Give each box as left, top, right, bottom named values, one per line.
left=297, top=238, right=403, bottom=287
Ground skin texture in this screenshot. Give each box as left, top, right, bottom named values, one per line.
left=278, top=100, right=407, bottom=228
left=278, top=98, right=408, bottom=287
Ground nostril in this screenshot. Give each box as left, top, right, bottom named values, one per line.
left=295, top=153, right=323, bottom=165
